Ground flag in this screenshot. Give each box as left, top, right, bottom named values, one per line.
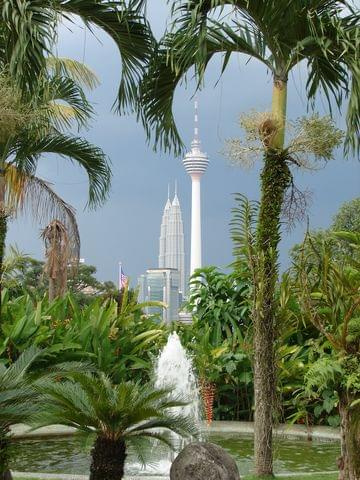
left=118, top=263, right=128, bottom=290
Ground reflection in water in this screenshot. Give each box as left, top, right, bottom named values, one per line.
left=11, top=433, right=340, bottom=476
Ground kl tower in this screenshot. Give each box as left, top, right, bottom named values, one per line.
left=183, top=100, right=209, bottom=277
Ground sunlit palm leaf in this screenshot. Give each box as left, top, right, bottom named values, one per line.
left=46, top=57, right=100, bottom=90
left=8, top=132, right=111, bottom=208
left=34, top=74, right=94, bottom=131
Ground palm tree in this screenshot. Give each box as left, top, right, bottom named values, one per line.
left=35, top=372, right=198, bottom=480
left=0, top=346, right=41, bottom=480
left=0, top=0, right=155, bottom=306
left=139, top=1, right=359, bottom=474
left=0, top=61, right=111, bottom=311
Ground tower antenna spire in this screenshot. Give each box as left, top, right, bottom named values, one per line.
left=194, top=97, right=199, bottom=144
left=167, top=183, right=170, bottom=200
left=175, top=179, right=178, bottom=196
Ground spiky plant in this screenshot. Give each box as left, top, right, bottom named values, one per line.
left=35, top=372, right=198, bottom=480
left=0, top=346, right=41, bottom=480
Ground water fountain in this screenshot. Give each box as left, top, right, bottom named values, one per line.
left=146, top=331, right=203, bottom=475
left=155, top=331, right=202, bottom=427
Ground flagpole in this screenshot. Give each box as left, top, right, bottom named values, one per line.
left=118, top=261, right=122, bottom=291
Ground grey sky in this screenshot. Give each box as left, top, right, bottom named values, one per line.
left=7, top=4, right=360, bottom=285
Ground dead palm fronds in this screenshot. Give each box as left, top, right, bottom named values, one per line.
left=41, top=220, right=78, bottom=301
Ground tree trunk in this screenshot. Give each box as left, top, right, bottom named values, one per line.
left=253, top=76, right=289, bottom=477
left=90, top=436, right=127, bottom=480
left=48, top=277, right=57, bottom=303
left=338, top=392, right=360, bottom=480
left=0, top=169, right=7, bottom=317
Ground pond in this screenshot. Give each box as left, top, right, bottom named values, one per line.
left=11, top=432, right=340, bottom=477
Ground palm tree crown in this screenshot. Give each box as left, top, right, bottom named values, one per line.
left=140, top=0, right=359, bottom=155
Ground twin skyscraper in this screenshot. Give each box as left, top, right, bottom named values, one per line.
left=138, top=100, right=209, bottom=322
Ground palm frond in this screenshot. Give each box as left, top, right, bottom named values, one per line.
left=36, top=74, right=95, bottom=131
left=4, top=346, right=41, bottom=383
left=0, top=346, right=42, bottom=425
left=230, top=193, right=259, bottom=272
left=140, top=0, right=359, bottom=155
left=59, top=0, right=155, bottom=112
left=140, top=19, right=268, bottom=154
left=8, top=132, right=111, bottom=208
left=46, top=57, right=100, bottom=90
left=1, top=1, right=55, bottom=91
left=1, top=245, right=30, bottom=281
left=299, top=12, right=360, bottom=154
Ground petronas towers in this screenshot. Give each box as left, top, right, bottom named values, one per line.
left=158, top=186, right=186, bottom=297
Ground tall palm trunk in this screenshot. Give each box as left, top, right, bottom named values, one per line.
left=338, top=392, right=360, bottom=480
left=90, top=436, right=127, bottom=480
left=0, top=168, right=6, bottom=316
left=254, top=78, right=290, bottom=476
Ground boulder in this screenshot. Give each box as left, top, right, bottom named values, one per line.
left=170, top=442, right=241, bottom=480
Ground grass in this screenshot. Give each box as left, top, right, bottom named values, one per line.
left=244, top=475, right=337, bottom=480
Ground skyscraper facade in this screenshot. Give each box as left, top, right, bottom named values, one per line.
left=158, top=186, right=185, bottom=297
left=183, top=100, right=209, bottom=276
left=138, top=268, right=180, bottom=323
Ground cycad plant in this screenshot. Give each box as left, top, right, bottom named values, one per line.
left=0, top=346, right=40, bottom=480
left=139, top=2, right=359, bottom=474
left=36, top=372, right=198, bottom=480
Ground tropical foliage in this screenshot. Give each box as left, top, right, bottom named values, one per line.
left=139, top=2, right=360, bottom=474
left=0, top=287, right=167, bottom=383
left=293, top=231, right=360, bottom=479
left=0, top=60, right=112, bottom=313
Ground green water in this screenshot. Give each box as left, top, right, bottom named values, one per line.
left=11, top=433, right=340, bottom=476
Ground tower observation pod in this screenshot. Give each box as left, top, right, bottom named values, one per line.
left=183, top=100, right=209, bottom=277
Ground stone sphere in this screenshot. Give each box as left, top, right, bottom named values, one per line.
left=170, top=442, right=241, bottom=480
